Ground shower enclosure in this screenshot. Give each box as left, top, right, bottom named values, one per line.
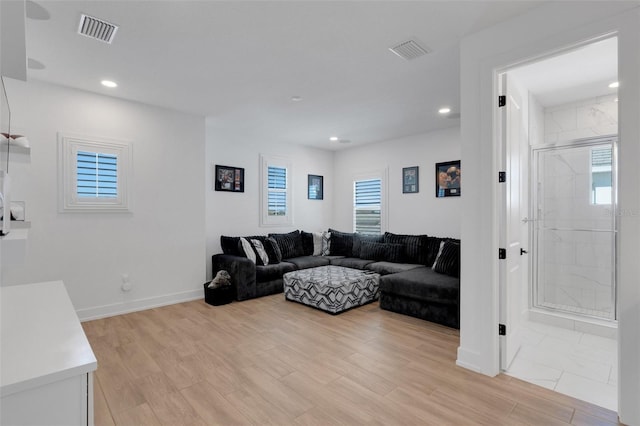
left=532, top=137, right=617, bottom=321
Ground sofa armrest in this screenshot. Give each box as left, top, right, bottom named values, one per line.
left=212, top=254, right=256, bottom=301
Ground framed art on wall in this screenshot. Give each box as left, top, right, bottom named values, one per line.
left=308, top=174, right=323, bottom=200
left=214, top=164, right=244, bottom=192
left=435, top=160, right=461, bottom=197
left=402, top=166, right=419, bottom=193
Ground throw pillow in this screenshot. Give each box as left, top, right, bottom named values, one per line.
left=328, top=229, right=354, bottom=256
left=432, top=241, right=460, bottom=277
left=352, top=233, right=384, bottom=258
left=263, top=237, right=282, bottom=264
left=268, top=230, right=303, bottom=259
left=360, top=242, right=405, bottom=263
left=321, top=231, right=331, bottom=256
left=250, top=238, right=269, bottom=266
left=300, top=231, right=314, bottom=256
left=312, top=232, right=323, bottom=256
left=239, top=237, right=257, bottom=264
left=425, top=236, right=444, bottom=266
left=220, top=236, right=241, bottom=256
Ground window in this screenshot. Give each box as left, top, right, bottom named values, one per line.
left=260, top=154, right=292, bottom=226
left=354, top=178, right=382, bottom=234
left=58, top=133, right=132, bottom=212
left=590, top=146, right=612, bottom=205
left=76, top=151, right=118, bottom=198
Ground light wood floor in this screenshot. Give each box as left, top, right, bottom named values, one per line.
left=83, top=294, right=623, bottom=426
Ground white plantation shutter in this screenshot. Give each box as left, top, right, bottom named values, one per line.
left=267, top=166, right=287, bottom=216
left=260, top=154, right=292, bottom=226
left=76, top=151, right=118, bottom=198
left=354, top=178, right=381, bottom=234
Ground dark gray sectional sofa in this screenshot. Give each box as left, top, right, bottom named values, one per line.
left=212, top=229, right=460, bottom=329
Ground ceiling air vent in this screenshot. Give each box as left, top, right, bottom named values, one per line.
left=389, top=39, right=430, bottom=61
left=77, top=14, right=118, bottom=44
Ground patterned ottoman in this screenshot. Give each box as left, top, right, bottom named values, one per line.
left=283, top=265, right=380, bottom=314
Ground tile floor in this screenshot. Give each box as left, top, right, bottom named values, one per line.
left=504, top=320, right=618, bottom=411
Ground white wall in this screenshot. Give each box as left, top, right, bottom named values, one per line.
left=332, top=127, right=461, bottom=238
left=204, top=118, right=334, bottom=279
left=459, top=3, right=639, bottom=424
left=0, top=79, right=207, bottom=320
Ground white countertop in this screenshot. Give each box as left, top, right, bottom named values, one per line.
left=0, top=281, right=97, bottom=397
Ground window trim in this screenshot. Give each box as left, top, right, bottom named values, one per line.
left=352, top=169, right=388, bottom=234
left=58, top=133, right=132, bottom=212
left=260, top=154, right=292, bottom=227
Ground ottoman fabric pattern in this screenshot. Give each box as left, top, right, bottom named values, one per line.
left=283, top=265, right=380, bottom=314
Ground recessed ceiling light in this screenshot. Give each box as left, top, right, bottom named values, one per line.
left=438, top=107, right=451, bottom=114
left=291, top=96, right=302, bottom=102
left=101, top=80, right=117, bottom=88
left=609, top=81, right=619, bottom=88
left=614, top=98, right=619, bottom=103
left=329, top=136, right=339, bottom=142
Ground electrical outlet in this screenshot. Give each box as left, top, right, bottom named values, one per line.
left=121, top=273, right=132, bottom=292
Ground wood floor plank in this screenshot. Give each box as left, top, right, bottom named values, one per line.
left=112, top=403, right=162, bottom=426
left=86, top=295, right=622, bottom=426
left=180, top=381, right=251, bottom=425
left=94, top=376, right=116, bottom=426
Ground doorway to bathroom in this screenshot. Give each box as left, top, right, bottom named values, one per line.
left=499, top=35, right=619, bottom=410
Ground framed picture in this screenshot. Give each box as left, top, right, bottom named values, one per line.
left=214, top=164, right=244, bottom=192
left=308, top=174, right=323, bottom=200
left=402, top=166, right=419, bottom=193
left=435, top=160, right=461, bottom=197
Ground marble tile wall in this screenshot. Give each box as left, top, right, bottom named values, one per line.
left=544, top=94, right=618, bottom=144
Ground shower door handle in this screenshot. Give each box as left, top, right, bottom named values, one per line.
left=520, top=248, right=528, bottom=255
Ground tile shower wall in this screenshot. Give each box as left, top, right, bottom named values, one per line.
left=536, top=95, right=618, bottom=318
left=544, top=94, right=618, bottom=144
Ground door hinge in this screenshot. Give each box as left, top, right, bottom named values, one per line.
left=499, top=324, right=506, bottom=336
left=498, top=171, right=506, bottom=183
left=498, top=248, right=506, bottom=259
left=498, top=95, right=506, bottom=107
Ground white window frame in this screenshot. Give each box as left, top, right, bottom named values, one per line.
left=58, top=133, right=132, bottom=212
left=260, top=154, right=292, bottom=227
left=353, top=169, right=388, bottom=234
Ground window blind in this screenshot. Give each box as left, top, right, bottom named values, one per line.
left=268, top=166, right=287, bottom=216
left=77, top=151, right=118, bottom=197
left=354, top=178, right=381, bottom=234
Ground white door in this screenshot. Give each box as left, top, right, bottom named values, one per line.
left=499, top=74, right=526, bottom=370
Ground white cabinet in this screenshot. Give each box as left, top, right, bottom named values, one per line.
left=1, top=281, right=97, bottom=425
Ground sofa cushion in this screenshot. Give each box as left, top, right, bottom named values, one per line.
left=366, top=262, right=426, bottom=276
left=329, top=257, right=374, bottom=270
left=286, top=255, right=331, bottom=269
left=328, top=229, right=354, bottom=256
left=300, top=231, right=314, bottom=256
left=383, top=232, right=429, bottom=264
left=432, top=241, right=460, bottom=278
left=269, top=231, right=304, bottom=259
left=352, top=233, right=384, bottom=258
left=379, top=268, right=459, bottom=304
left=256, top=261, right=297, bottom=282
left=360, top=242, right=405, bottom=263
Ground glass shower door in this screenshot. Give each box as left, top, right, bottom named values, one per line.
left=533, top=139, right=616, bottom=320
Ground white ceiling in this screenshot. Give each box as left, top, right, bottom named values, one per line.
left=24, top=1, right=548, bottom=150
left=509, top=37, right=618, bottom=107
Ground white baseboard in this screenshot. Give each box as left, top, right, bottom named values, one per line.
left=456, top=346, right=497, bottom=376
left=76, top=289, right=203, bottom=322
